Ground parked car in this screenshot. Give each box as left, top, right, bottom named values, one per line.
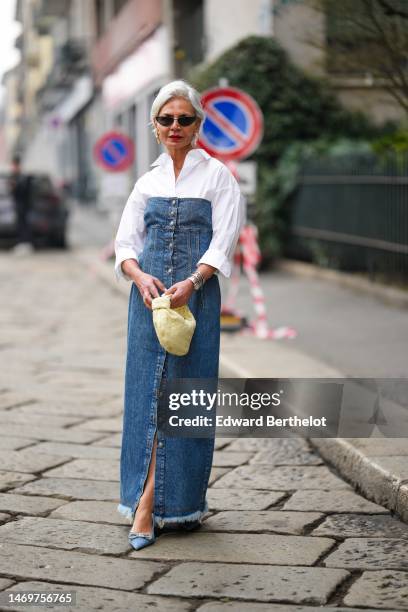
left=0, top=171, right=69, bottom=248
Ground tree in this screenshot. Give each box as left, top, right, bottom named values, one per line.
left=376, top=0, right=408, bottom=19
left=317, top=0, right=408, bottom=114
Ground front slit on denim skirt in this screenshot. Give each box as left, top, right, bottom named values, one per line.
left=117, top=197, right=221, bottom=528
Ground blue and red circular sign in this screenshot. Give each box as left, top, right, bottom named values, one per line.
left=198, top=87, right=263, bottom=161
left=93, top=131, right=134, bottom=172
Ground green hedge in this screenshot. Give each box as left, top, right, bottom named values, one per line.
left=372, top=129, right=408, bottom=155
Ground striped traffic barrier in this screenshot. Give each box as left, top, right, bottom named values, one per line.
left=223, top=224, right=297, bottom=340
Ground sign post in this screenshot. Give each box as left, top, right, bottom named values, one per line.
left=94, top=131, right=135, bottom=260
left=199, top=86, right=296, bottom=340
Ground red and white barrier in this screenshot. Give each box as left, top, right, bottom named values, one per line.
left=224, top=223, right=297, bottom=340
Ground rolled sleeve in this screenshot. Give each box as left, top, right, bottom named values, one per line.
left=197, top=246, right=232, bottom=277
left=197, top=169, right=244, bottom=278
left=114, top=184, right=146, bottom=281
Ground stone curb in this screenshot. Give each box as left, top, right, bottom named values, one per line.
left=74, top=248, right=408, bottom=525
left=308, top=438, right=408, bottom=524
left=276, top=259, right=408, bottom=310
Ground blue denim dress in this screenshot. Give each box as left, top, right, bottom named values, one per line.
left=118, top=196, right=220, bottom=528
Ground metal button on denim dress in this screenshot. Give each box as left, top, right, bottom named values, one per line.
left=118, top=196, right=220, bottom=527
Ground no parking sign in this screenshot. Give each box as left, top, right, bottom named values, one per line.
left=93, top=131, right=135, bottom=172
left=198, top=87, right=263, bottom=161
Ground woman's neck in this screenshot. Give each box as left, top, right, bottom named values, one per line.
left=167, top=145, right=194, bottom=171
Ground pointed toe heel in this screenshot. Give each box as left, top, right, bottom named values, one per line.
left=128, top=513, right=156, bottom=551
left=128, top=533, right=155, bottom=550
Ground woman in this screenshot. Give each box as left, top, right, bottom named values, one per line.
left=115, top=80, right=243, bottom=550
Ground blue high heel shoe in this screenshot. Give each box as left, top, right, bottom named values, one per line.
left=128, top=513, right=156, bottom=550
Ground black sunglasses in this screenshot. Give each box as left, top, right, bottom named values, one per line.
left=155, top=115, right=197, bottom=127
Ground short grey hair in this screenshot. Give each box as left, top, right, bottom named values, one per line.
left=150, top=80, right=205, bottom=125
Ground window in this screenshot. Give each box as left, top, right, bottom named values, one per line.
left=95, top=0, right=105, bottom=38
left=149, top=91, right=162, bottom=165
left=173, top=0, right=204, bottom=77
left=113, top=0, right=128, bottom=17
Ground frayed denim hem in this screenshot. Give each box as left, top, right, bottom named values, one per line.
left=117, top=500, right=209, bottom=528
left=117, top=503, right=136, bottom=523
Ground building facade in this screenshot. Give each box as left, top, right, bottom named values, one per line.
left=272, top=0, right=405, bottom=124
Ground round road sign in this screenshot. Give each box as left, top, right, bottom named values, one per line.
left=198, top=87, right=263, bottom=161
left=94, top=131, right=135, bottom=172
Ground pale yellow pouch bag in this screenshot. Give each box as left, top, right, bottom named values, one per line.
left=151, top=295, right=196, bottom=356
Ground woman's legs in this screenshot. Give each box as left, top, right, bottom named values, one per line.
left=132, top=355, right=167, bottom=534
left=131, top=432, right=157, bottom=533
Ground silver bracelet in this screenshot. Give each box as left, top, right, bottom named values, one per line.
left=188, top=270, right=205, bottom=291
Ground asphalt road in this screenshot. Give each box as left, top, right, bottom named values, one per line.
left=223, top=270, right=408, bottom=379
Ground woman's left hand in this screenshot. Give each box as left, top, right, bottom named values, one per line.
left=164, top=279, right=194, bottom=308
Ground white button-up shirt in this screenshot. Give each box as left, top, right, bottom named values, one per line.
left=114, top=148, right=244, bottom=280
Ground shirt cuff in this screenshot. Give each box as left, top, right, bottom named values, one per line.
left=197, top=247, right=231, bottom=278
left=115, top=248, right=139, bottom=281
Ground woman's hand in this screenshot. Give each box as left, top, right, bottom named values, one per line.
left=133, top=270, right=166, bottom=310
left=164, top=279, right=194, bottom=309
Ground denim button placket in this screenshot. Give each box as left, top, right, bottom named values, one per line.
left=166, top=199, right=177, bottom=285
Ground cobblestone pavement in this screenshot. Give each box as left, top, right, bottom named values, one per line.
left=1, top=251, right=408, bottom=612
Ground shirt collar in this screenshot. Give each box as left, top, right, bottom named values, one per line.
left=150, top=148, right=211, bottom=168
